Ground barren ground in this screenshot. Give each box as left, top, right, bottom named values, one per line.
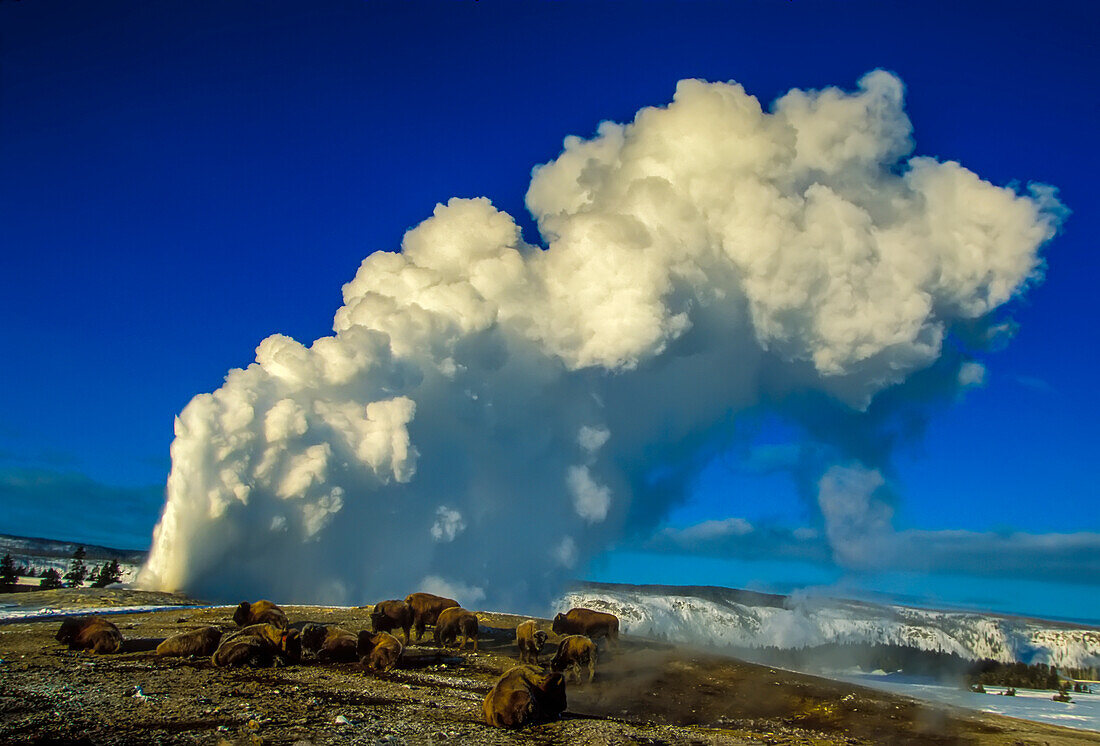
left=1, top=589, right=1096, bottom=745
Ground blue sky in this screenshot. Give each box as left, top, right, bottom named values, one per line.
left=1, top=1, right=1097, bottom=619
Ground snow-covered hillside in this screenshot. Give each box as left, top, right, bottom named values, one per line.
left=560, top=583, right=1100, bottom=669
left=0, top=533, right=146, bottom=586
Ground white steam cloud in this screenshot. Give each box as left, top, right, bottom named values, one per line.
left=139, top=72, right=1063, bottom=609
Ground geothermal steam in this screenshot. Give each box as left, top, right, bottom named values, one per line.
left=140, top=72, right=1062, bottom=608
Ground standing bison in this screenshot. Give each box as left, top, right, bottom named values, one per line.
left=552, top=607, right=618, bottom=647
left=515, top=619, right=548, bottom=664
left=482, top=665, right=567, bottom=728
left=370, top=600, right=413, bottom=644
left=55, top=616, right=123, bottom=654
left=232, top=599, right=288, bottom=629
left=434, top=607, right=479, bottom=651
left=404, top=592, right=459, bottom=642
left=551, top=634, right=597, bottom=684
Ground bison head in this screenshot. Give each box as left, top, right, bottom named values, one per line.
left=280, top=628, right=302, bottom=664
left=551, top=613, right=565, bottom=634
left=531, top=669, right=567, bottom=719
left=55, top=618, right=83, bottom=644
left=232, top=601, right=251, bottom=627
left=300, top=623, right=327, bottom=654
left=356, top=629, right=377, bottom=658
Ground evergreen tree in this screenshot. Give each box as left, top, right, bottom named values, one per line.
left=90, top=559, right=122, bottom=588
left=39, top=568, right=63, bottom=589
left=63, top=546, right=87, bottom=588
left=0, top=553, right=18, bottom=591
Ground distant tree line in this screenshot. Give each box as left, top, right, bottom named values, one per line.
left=969, top=660, right=1097, bottom=691
left=742, top=642, right=974, bottom=680
left=738, top=642, right=1097, bottom=691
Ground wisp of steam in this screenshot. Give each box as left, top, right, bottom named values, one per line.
left=139, top=72, right=1063, bottom=609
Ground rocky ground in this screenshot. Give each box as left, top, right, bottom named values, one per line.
left=1, top=589, right=1097, bottom=745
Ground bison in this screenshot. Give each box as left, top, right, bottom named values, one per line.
left=357, top=630, right=404, bottom=672
left=300, top=623, right=358, bottom=662
left=55, top=616, right=123, bottom=654
left=550, top=634, right=597, bottom=684
left=155, top=626, right=222, bottom=657
left=434, top=607, right=479, bottom=651
left=402, top=594, right=457, bottom=642
left=515, top=619, right=548, bottom=664
left=404, top=592, right=459, bottom=642
left=212, top=623, right=301, bottom=668
left=370, top=600, right=413, bottom=644
left=232, top=599, right=288, bottom=629
left=482, top=665, right=567, bottom=728
left=552, top=607, right=618, bottom=648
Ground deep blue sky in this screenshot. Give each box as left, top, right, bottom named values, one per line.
left=1, top=1, right=1097, bottom=617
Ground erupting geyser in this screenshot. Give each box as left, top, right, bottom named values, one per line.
left=139, top=72, right=1063, bottom=608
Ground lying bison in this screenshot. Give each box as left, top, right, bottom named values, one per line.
left=434, top=607, right=479, bottom=651
left=300, top=624, right=358, bottom=662
left=370, top=600, right=413, bottom=643
left=404, top=592, right=459, bottom=642
left=516, top=619, right=548, bottom=664
left=552, top=607, right=618, bottom=647
left=212, top=623, right=301, bottom=668
left=482, top=665, right=567, bottom=728
left=233, top=599, right=288, bottom=629
left=55, top=616, right=123, bottom=654
left=357, top=630, right=404, bottom=672
left=551, top=634, right=597, bottom=684
left=156, top=626, right=222, bottom=657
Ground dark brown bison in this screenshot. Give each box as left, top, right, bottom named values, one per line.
left=550, top=634, right=596, bottom=684
left=155, top=626, right=222, bottom=657
left=357, top=630, right=404, bottom=672
left=516, top=619, right=548, bottom=664
left=212, top=623, right=301, bottom=668
left=300, top=624, right=358, bottom=662
left=404, top=592, right=459, bottom=642
left=482, top=665, right=567, bottom=728
left=434, top=607, right=479, bottom=651
left=552, top=607, right=618, bottom=647
left=370, top=600, right=413, bottom=643
left=55, top=616, right=123, bottom=654
left=232, top=599, right=288, bottom=629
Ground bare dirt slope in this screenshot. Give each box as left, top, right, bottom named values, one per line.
left=0, top=590, right=1095, bottom=745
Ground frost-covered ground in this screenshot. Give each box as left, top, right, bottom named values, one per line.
left=839, top=673, right=1100, bottom=732
left=0, top=601, right=217, bottom=621
left=561, top=584, right=1100, bottom=668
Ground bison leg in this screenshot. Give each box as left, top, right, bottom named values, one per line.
left=588, top=658, right=595, bottom=683
left=414, top=620, right=425, bottom=643
left=403, top=624, right=411, bottom=645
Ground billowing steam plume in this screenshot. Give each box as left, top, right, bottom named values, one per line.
left=139, top=72, right=1063, bottom=609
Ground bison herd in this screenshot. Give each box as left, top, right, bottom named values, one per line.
left=53, top=595, right=622, bottom=729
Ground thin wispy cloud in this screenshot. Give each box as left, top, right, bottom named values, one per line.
left=647, top=519, right=1100, bottom=585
